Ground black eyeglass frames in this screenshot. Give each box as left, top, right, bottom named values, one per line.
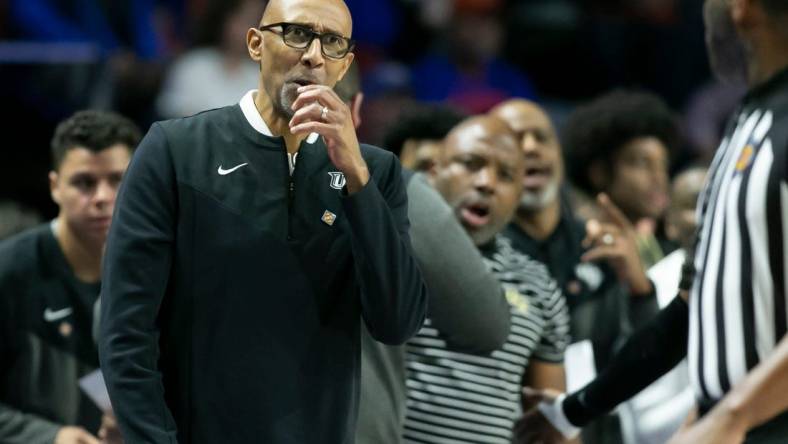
left=258, top=22, right=355, bottom=59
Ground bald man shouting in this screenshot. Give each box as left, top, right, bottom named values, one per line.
left=97, top=1, right=427, bottom=443
left=403, top=115, right=570, bottom=443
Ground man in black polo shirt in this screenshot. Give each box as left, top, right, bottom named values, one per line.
left=98, top=0, right=427, bottom=443
left=0, top=110, right=139, bottom=444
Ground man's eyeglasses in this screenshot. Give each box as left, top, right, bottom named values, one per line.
left=259, top=22, right=355, bottom=60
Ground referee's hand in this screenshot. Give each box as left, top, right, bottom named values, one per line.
left=668, top=405, right=746, bottom=444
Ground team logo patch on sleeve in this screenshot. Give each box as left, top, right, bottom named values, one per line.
left=504, top=287, right=529, bottom=314
left=735, top=145, right=754, bottom=172
left=321, top=210, right=337, bottom=226
left=328, top=172, right=346, bottom=190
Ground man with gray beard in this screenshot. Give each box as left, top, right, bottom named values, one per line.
left=492, top=100, right=657, bottom=444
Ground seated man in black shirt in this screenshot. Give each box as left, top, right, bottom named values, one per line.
left=0, top=110, right=140, bottom=444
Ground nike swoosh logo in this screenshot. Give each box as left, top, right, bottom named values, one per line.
left=44, top=307, right=73, bottom=322
left=217, top=163, right=249, bottom=176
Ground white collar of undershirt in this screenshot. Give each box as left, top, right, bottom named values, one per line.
left=239, top=90, right=319, bottom=144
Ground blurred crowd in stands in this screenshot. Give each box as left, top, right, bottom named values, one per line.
left=0, top=0, right=742, bottom=222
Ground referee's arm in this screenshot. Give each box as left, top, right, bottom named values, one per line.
left=670, top=335, right=788, bottom=443
left=560, top=294, right=689, bottom=425
left=516, top=293, right=690, bottom=444
left=518, top=247, right=695, bottom=439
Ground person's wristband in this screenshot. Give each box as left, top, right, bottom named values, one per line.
left=562, top=391, right=594, bottom=427
left=537, top=394, right=581, bottom=440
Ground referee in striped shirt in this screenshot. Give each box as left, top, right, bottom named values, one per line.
left=519, top=0, right=788, bottom=443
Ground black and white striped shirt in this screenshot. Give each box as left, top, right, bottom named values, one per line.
left=403, top=236, right=569, bottom=443
left=689, top=69, right=788, bottom=405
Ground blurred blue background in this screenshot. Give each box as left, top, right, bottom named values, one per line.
left=0, top=0, right=738, bottom=218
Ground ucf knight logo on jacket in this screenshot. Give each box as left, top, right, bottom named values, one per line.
left=328, top=172, right=346, bottom=190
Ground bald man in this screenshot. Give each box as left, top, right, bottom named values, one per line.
left=97, top=1, right=427, bottom=443
left=403, top=115, right=570, bottom=443
left=491, top=99, right=645, bottom=363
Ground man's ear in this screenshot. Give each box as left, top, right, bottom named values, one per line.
left=49, top=171, right=61, bottom=205
left=350, top=92, right=363, bottom=130
left=424, top=162, right=438, bottom=191
left=247, top=28, right=263, bottom=62
left=425, top=146, right=443, bottom=180
left=336, top=53, right=355, bottom=83
left=426, top=162, right=439, bottom=182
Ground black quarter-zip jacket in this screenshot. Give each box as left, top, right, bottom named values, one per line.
left=98, top=101, right=428, bottom=444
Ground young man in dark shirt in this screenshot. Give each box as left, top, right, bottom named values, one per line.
left=0, top=110, right=139, bottom=444
left=98, top=0, right=427, bottom=443
left=562, top=91, right=679, bottom=270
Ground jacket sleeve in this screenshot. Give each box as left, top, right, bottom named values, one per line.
left=405, top=173, right=509, bottom=353
left=98, top=123, right=179, bottom=443
left=340, top=152, right=427, bottom=345
left=0, top=404, right=60, bottom=444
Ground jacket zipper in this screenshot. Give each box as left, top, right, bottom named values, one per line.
left=285, top=151, right=296, bottom=241
left=287, top=176, right=295, bottom=240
